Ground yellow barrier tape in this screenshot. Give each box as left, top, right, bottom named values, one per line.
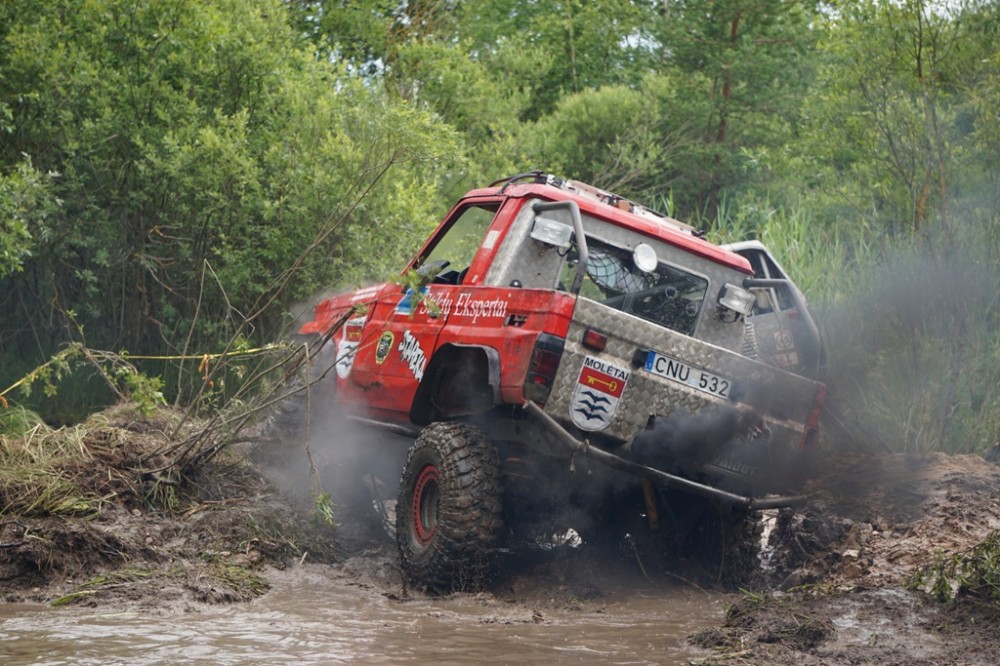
left=119, top=343, right=289, bottom=362
left=0, top=343, right=293, bottom=407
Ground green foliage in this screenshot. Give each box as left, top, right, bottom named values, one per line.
left=314, top=491, right=336, bottom=527
left=0, top=158, right=57, bottom=278
left=121, top=372, right=167, bottom=417
left=1, top=344, right=169, bottom=419
left=777, top=0, right=1000, bottom=236
left=0, top=406, right=46, bottom=438
left=913, top=530, right=1000, bottom=606
left=647, top=0, right=821, bottom=214
left=521, top=82, right=661, bottom=193
left=0, top=0, right=459, bottom=407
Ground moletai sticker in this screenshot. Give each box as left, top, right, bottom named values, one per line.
left=570, top=355, right=630, bottom=431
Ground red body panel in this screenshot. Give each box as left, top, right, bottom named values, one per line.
left=300, top=179, right=755, bottom=426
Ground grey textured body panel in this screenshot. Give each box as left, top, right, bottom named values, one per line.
left=485, top=198, right=746, bottom=351
left=543, top=298, right=821, bottom=448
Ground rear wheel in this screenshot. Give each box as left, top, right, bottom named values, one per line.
left=396, top=422, right=504, bottom=592
left=584, top=488, right=763, bottom=591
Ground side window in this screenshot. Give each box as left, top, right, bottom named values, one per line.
left=420, top=204, right=498, bottom=284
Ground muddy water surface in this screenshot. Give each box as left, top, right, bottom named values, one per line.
left=0, top=564, right=729, bottom=665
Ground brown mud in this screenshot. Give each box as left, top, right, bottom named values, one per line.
left=0, top=406, right=341, bottom=611
left=702, top=451, right=1000, bottom=665
left=3, top=408, right=1000, bottom=664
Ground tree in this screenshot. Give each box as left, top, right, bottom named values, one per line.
left=650, top=0, right=821, bottom=217
left=0, top=0, right=457, bottom=392
left=783, top=0, right=1000, bottom=243
left=0, top=159, right=56, bottom=279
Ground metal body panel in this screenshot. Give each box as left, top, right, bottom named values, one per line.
left=542, top=298, right=820, bottom=449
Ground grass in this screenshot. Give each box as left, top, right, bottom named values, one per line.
left=0, top=405, right=183, bottom=518
left=0, top=420, right=102, bottom=518
left=50, top=568, right=156, bottom=607
left=211, top=563, right=272, bottom=599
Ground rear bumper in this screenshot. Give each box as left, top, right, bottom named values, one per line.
left=524, top=401, right=810, bottom=511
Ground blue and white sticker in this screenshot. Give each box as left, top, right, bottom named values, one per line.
left=335, top=340, right=359, bottom=378
left=570, top=356, right=630, bottom=431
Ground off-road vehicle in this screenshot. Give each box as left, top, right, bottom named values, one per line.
left=292, top=172, right=826, bottom=591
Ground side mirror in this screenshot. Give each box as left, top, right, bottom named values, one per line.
left=717, top=283, right=755, bottom=317
left=530, top=216, right=573, bottom=249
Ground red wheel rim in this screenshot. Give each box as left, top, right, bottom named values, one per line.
left=411, top=464, right=440, bottom=546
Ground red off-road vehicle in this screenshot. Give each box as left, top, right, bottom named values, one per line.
left=294, top=172, right=826, bottom=591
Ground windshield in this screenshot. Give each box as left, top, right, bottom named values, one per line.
left=560, top=237, right=708, bottom=335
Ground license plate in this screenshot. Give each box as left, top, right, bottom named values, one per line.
left=643, top=351, right=732, bottom=399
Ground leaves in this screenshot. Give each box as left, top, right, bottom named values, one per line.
left=914, top=530, right=1000, bottom=606
left=0, top=158, right=58, bottom=278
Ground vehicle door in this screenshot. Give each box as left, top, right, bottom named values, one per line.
left=339, top=202, right=502, bottom=420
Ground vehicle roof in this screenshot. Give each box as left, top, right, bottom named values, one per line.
left=466, top=178, right=753, bottom=275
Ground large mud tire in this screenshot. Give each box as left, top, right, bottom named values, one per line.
left=595, top=490, right=763, bottom=591
left=396, top=422, right=504, bottom=593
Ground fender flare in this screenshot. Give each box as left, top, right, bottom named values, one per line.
left=410, top=343, right=502, bottom=425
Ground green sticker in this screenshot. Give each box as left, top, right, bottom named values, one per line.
left=375, top=331, right=394, bottom=365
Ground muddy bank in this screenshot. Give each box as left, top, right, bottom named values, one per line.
left=4, top=406, right=1000, bottom=664
left=0, top=406, right=340, bottom=610
left=697, top=451, right=1000, bottom=665
left=692, top=586, right=1000, bottom=665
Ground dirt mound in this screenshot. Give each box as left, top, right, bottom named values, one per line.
left=766, top=451, right=1000, bottom=591
left=694, top=451, right=1000, bottom=665
left=0, top=404, right=339, bottom=610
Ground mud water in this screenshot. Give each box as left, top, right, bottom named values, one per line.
left=0, top=563, right=728, bottom=665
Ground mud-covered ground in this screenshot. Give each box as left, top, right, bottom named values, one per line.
left=695, top=451, right=1000, bottom=665
left=0, top=406, right=341, bottom=611
left=2, top=408, right=1000, bottom=664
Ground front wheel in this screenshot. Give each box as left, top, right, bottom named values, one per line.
left=396, top=422, right=504, bottom=592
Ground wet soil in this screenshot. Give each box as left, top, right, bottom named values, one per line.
left=700, top=451, right=1000, bottom=665
left=3, top=408, right=1000, bottom=665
